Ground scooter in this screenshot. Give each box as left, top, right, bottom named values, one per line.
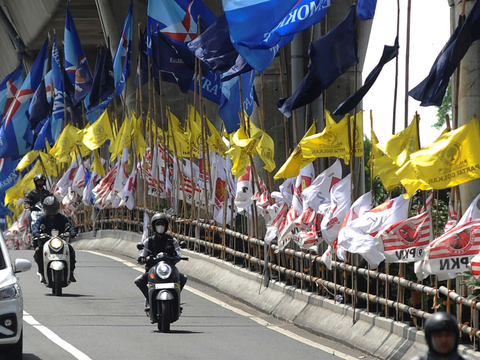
left=35, top=225, right=73, bottom=296
left=137, top=241, right=188, bottom=332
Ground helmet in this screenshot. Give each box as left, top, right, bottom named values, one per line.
left=43, top=196, right=60, bottom=216
left=151, top=213, right=169, bottom=234
left=34, top=173, right=46, bottom=188
left=424, top=312, right=459, bottom=355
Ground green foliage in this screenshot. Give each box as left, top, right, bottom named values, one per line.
left=433, top=82, right=452, bottom=130
left=460, top=271, right=480, bottom=300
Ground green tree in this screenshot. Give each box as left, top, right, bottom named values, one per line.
left=433, top=81, right=452, bottom=130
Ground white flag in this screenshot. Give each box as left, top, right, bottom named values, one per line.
left=142, top=211, right=150, bottom=241
left=213, top=156, right=229, bottom=224
left=114, top=148, right=130, bottom=193
left=320, top=174, right=352, bottom=245
left=55, top=155, right=81, bottom=198
left=338, top=194, right=409, bottom=268
left=121, top=166, right=137, bottom=210
left=234, top=165, right=252, bottom=213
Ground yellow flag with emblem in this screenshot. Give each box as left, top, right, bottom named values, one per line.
left=256, top=131, right=276, bottom=172
left=396, top=161, right=431, bottom=198
left=226, top=142, right=250, bottom=177
left=274, top=121, right=317, bottom=180
left=206, top=117, right=228, bottom=155
left=16, top=150, right=39, bottom=172
left=301, top=110, right=351, bottom=159
left=50, top=124, right=83, bottom=163
left=82, top=109, right=113, bottom=150
left=398, top=116, right=480, bottom=197
left=39, top=152, right=58, bottom=177
left=384, top=114, right=419, bottom=167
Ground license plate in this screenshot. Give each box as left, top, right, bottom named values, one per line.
left=154, top=283, right=175, bottom=289
left=48, top=254, right=67, bottom=260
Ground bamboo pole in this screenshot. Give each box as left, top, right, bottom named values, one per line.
left=404, top=0, right=412, bottom=129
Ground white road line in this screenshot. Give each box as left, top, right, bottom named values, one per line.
left=85, top=250, right=358, bottom=360
left=23, top=311, right=92, bottom=360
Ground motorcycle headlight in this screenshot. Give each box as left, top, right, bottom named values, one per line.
left=156, top=262, right=172, bottom=279
left=0, top=284, right=19, bottom=300
left=49, top=238, right=63, bottom=250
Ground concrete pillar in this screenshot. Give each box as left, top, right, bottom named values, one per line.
left=451, top=0, right=480, bottom=213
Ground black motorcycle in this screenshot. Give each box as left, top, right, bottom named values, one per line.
left=137, top=242, right=188, bottom=332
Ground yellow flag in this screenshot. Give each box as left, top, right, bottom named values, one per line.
left=301, top=110, right=350, bottom=159
left=399, top=117, right=480, bottom=196
left=169, top=128, right=193, bottom=158
left=256, top=131, right=276, bottom=172
left=274, top=121, right=317, bottom=180
left=384, top=114, right=419, bottom=167
left=39, top=152, right=58, bottom=177
left=91, top=149, right=105, bottom=176
left=226, top=143, right=250, bottom=177
left=167, top=106, right=184, bottom=135
left=83, top=109, right=113, bottom=150
left=109, top=115, right=131, bottom=161
left=16, top=150, right=39, bottom=171
left=50, top=124, right=83, bottom=163
left=396, top=161, right=431, bottom=198
left=6, top=162, right=42, bottom=206
left=206, top=117, right=228, bottom=155
left=131, top=112, right=147, bottom=160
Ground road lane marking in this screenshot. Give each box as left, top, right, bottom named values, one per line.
left=85, top=250, right=358, bottom=360
left=23, top=311, right=92, bottom=360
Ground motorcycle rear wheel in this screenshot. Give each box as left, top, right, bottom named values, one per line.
left=159, top=301, right=171, bottom=332
left=52, top=270, right=62, bottom=296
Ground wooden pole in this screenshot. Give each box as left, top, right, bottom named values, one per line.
left=404, top=0, right=412, bottom=129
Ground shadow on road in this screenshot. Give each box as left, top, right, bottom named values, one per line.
left=153, top=330, right=203, bottom=334
left=0, top=354, right=41, bottom=360
left=44, top=293, right=94, bottom=298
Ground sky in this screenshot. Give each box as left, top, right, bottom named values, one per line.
left=362, top=0, right=451, bottom=147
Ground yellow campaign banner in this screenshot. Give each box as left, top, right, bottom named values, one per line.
left=39, top=152, right=58, bottom=177
left=16, top=150, right=39, bottom=172
left=396, top=161, right=431, bottom=198
left=92, top=149, right=105, bottom=176
left=50, top=124, right=83, bottom=163
left=402, top=117, right=480, bottom=195
left=301, top=111, right=350, bottom=159
left=274, top=121, right=317, bottom=180
left=384, top=114, right=419, bottom=167
left=256, top=131, right=276, bottom=172
left=82, top=109, right=113, bottom=150
left=373, top=155, right=401, bottom=191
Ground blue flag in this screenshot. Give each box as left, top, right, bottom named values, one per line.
left=147, top=0, right=221, bottom=104
left=64, top=5, right=92, bottom=103
left=0, top=157, right=19, bottom=210
left=113, top=0, right=133, bottom=97
left=219, top=70, right=256, bottom=133
left=223, top=0, right=334, bottom=72
left=187, top=15, right=238, bottom=74
left=0, top=37, right=49, bottom=158
left=87, top=44, right=114, bottom=112
left=0, top=65, right=23, bottom=121
left=27, top=77, right=51, bottom=130
left=409, top=1, right=480, bottom=107
left=357, top=0, right=377, bottom=20
left=333, top=38, right=398, bottom=116
left=278, top=5, right=358, bottom=118
left=221, top=55, right=254, bottom=82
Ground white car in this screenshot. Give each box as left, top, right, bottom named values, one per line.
left=0, top=233, right=31, bottom=359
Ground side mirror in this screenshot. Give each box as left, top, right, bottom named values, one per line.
left=14, top=259, right=32, bottom=274
left=179, top=240, right=187, bottom=249
left=136, top=242, right=145, bottom=251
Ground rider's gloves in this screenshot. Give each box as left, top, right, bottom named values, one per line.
left=137, top=256, right=146, bottom=264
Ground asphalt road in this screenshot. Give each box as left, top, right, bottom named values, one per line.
left=5, top=249, right=376, bottom=360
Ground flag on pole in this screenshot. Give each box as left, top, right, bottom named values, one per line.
left=113, top=1, right=133, bottom=97
left=0, top=65, right=23, bottom=121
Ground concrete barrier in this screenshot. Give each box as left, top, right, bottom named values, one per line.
left=73, top=230, right=480, bottom=360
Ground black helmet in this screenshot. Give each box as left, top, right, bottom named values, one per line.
left=424, top=312, right=459, bottom=355
left=34, top=173, right=46, bottom=187
left=151, top=213, right=169, bottom=233
left=43, top=196, right=60, bottom=216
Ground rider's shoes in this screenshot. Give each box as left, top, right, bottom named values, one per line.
left=144, top=300, right=150, bottom=312
left=37, top=272, right=46, bottom=284
left=70, top=273, right=76, bottom=282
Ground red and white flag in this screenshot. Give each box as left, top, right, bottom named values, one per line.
left=121, top=165, right=137, bottom=210
left=114, top=148, right=130, bottom=193
left=92, top=164, right=118, bottom=209
left=55, top=155, right=81, bottom=198
left=320, top=174, right=352, bottom=245
left=234, top=165, right=252, bottom=213
left=375, top=211, right=432, bottom=263
left=470, top=253, right=480, bottom=279
left=422, top=220, right=480, bottom=279
left=338, top=194, right=409, bottom=268
left=213, top=156, right=231, bottom=224
left=444, top=204, right=458, bottom=233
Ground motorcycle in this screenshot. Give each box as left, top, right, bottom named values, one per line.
left=34, top=225, right=73, bottom=296
left=137, top=241, right=188, bottom=333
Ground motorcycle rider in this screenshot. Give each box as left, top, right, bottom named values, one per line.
left=134, top=212, right=187, bottom=311
left=24, top=173, right=53, bottom=209
left=32, top=196, right=77, bottom=283
left=412, top=312, right=471, bottom=360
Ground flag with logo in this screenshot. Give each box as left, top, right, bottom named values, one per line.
left=375, top=211, right=432, bottom=263
left=82, top=109, right=113, bottom=150
left=0, top=37, right=49, bottom=158
left=399, top=116, right=480, bottom=197
left=338, top=194, right=409, bottom=268
left=113, top=0, right=133, bottom=97
left=0, top=65, right=23, bottom=121
left=421, top=220, right=480, bottom=279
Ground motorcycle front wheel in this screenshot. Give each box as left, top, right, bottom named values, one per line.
left=52, top=270, right=62, bottom=296
left=158, top=301, right=171, bottom=332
